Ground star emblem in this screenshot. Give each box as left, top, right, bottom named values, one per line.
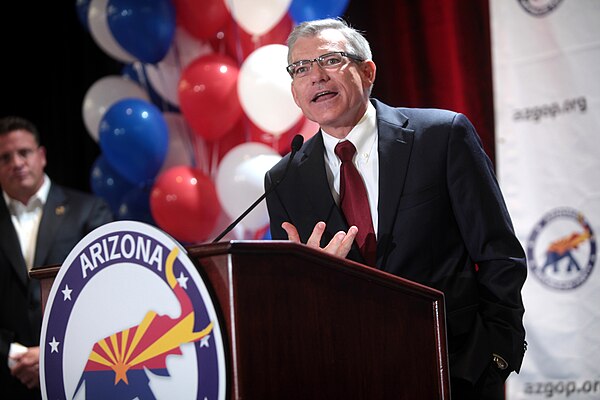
left=176, top=272, right=189, bottom=289
left=200, top=334, right=211, bottom=348
left=62, top=284, right=72, bottom=301
left=49, top=337, right=60, bottom=353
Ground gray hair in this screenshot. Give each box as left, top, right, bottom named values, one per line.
left=287, top=18, right=372, bottom=64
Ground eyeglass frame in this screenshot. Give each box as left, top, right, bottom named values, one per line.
left=286, top=51, right=365, bottom=79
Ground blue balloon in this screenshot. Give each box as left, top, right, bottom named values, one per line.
left=107, top=0, right=176, bottom=63
left=117, top=185, right=155, bottom=225
left=75, top=0, right=92, bottom=31
left=90, top=155, right=136, bottom=214
left=289, top=0, right=350, bottom=23
left=99, top=98, right=168, bottom=184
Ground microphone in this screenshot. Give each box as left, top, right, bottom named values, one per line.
left=212, top=134, right=304, bottom=243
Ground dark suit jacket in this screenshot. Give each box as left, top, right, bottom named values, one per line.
left=265, top=99, right=527, bottom=385
left=0, top=182, right=113, bottom=399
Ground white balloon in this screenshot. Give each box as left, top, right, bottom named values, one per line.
left=145, top=27, right=214, bottom=107
left=88, top=0, right=136, bottom=63
left=226, top=0, right=292, bottom=36
left=160, top=112, right=196, bottom=173
left=82, top=75, right=150, bottom=141
left=216, top=143, right=281, bottom=231
left=238, top=44, right=302, bottom=136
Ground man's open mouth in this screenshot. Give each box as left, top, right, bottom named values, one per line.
left=312, top=90, right=337, bottom=102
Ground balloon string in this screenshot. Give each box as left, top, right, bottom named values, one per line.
left=170, top=34, right=199, bottom=170
left=227, top=0, right=242, bottom=64
left=132, top=61, right=173, bottom=125
left=132, top=61, right=150, bottom=95
left=151, top=67, right=170, bottom=112
left=176, top=117, right=197, bottom=170
left=231, top=24, right=244, bottom=65
left=210, top=141, right=219, bottom=180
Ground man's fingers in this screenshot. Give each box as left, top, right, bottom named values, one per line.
left=281, top=222, right=301, bottom=242
left=338, top=226, right=358, bottom=257
left=306, top=221, right=326, bottom=248
left=284, top=221, right=358, bottom=261
left=323, top=226, right=358, bottom=258
left=322, top=231, right=346, bottom=254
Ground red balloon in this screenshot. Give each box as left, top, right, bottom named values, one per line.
left=150, top=166, right=221, bottom=244
left=248, top=116, right=320, bottom=155
left=172, top=0, right=230, bottom=39
left=223, top=13, right=293, bottom=61
left=178, top=53, right=243, bottom=142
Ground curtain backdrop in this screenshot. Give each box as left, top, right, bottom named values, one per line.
left=1, top=0, right=494, bottom=188
left=347, top=0, right=495, bottom=161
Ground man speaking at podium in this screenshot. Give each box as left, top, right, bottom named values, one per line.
left=0, top=116, right=113, bottom=399
left=265, top=18, right=527, bottom=400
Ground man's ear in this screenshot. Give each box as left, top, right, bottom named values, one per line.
left=361, top=60, right=377, bottom=86
left=39, top=146, right=47, bottom=169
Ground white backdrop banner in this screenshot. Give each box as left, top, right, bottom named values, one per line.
left=490, top=0, right=600, bottom=398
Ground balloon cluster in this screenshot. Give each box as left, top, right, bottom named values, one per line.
left=79, top=0, right=348, bottom=244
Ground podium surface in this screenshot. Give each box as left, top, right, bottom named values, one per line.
left=32, top=240, right=449, bottom=399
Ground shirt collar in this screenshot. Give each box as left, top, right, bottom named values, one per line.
left=322, top=101, right=377, bottom=160
left=3, top=174, right=51, bottom=210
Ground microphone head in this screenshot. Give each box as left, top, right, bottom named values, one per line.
left=291, top=134, right=304, bottom=152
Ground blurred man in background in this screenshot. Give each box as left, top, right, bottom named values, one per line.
left=0, top=116, right=113, bottom=399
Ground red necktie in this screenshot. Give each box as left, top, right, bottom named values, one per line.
left=335, top=140, right=377, bottom=266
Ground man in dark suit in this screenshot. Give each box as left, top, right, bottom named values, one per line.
left=0, top=116, right=113, bottom=399
left=265, top=18, right=527, bottom=399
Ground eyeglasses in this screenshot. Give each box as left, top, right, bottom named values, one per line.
left=0, top=147, right=39, bottom=166
left=286, top=51, right=364, bottom=79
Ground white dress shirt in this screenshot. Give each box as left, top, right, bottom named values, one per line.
left=321, top=102, right=379, bottom=235
left=3, top=174, right=51, bottom=270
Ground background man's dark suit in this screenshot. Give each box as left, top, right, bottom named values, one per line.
left=0, top=182, right=112, bottom=399
left=266, top=98, right=527, bottom=387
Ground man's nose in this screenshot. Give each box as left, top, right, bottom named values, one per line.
left=309, top=61, right=328, bottom=82
left=7, top=152, right=27, bottom=166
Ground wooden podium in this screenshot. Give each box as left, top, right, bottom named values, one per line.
left=31, top=240, right=450, bottom=399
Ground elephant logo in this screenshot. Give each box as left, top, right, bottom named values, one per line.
left=527, top=207, right=596, bottom=290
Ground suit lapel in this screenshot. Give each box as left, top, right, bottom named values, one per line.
left=373, top=100, right=414, bottom=267
left=298, top=133, right=348, bottom=232
left=34, top=184, right=67, bottom=267
left=0, top=195, right=28, bottom=285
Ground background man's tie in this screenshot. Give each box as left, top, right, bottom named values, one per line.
left=335, top=140, right=377, bottom=266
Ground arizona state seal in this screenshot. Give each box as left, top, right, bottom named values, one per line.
left=39, top=221, right=227, bottom=400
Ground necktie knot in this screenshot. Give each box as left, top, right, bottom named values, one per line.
left=335, top=140, right=356, bottom=162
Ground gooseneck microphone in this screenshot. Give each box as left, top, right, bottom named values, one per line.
left=212, top=134, right=304, bottom=243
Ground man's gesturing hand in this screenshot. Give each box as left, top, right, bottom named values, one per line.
left=281, top=221, right=357, bottom=259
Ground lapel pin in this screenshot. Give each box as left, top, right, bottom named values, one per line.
left=55, top=206, right=65, bottom=216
